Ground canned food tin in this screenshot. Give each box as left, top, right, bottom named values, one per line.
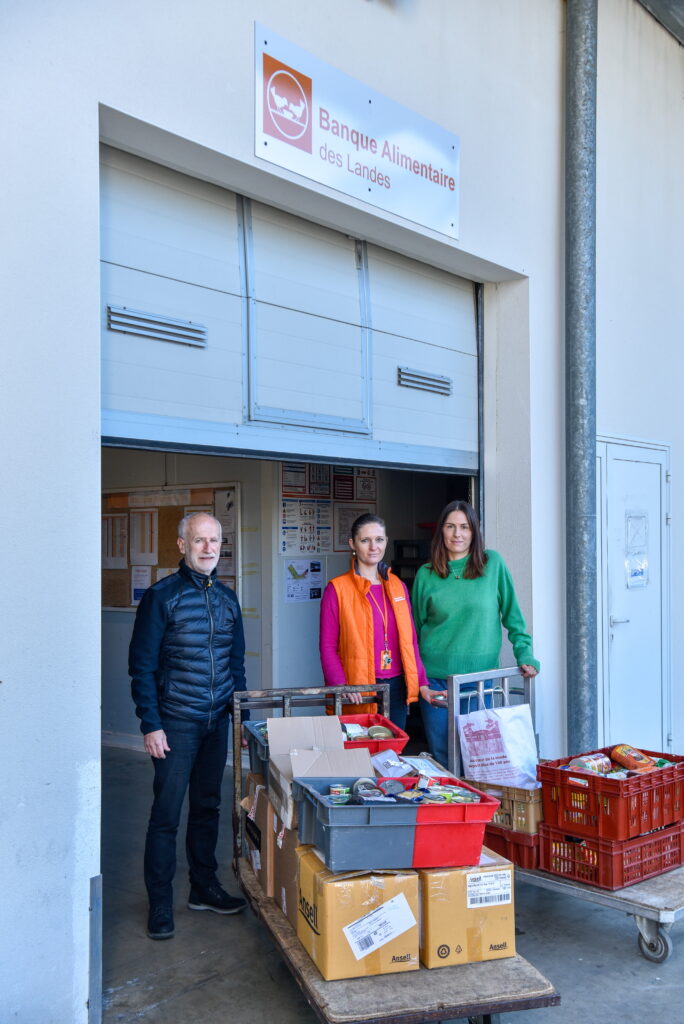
left=329, top=784, right=351, bottom=797
left=352, top=777, right=379, bottom=797
left=367, top=725, right=395, bottom=739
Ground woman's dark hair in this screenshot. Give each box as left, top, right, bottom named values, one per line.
left=350, top=512, right=386, bottom=540
left=430, top=500, right=487, bottom=579
left=350, top=513, right=390, bottom=580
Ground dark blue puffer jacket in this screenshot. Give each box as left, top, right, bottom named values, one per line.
left=129, top=560, right=248, bottom=734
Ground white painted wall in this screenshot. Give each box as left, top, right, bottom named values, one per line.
left=596, top=0, right=684, bottom=749
left=2, top=0, right=681, bottom=1017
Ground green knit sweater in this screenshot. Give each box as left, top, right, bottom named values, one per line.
left=411, top=549, right=540, bottom=679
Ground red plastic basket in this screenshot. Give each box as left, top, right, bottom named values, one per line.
left=538, top=821, right=684, bottom=890
left=340, top=713, right=409, bottom=754
left=537, top=747, right=684, bottom=841
left=484, top=823, right=539, bottom=869
left=380, top=776, right=500, bottom=868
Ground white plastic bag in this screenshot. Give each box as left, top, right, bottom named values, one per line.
left=458, top=703, right=539, bottom=788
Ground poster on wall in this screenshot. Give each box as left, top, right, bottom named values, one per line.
left=308, top=463, right=331, bottom=496
left=284, top=558, right=323, bottom=602
left=281, top=499, right=332, bottom=554
left=281, top=461, right=308, bottom=496
left=333, top=503, right=376, bottom=551
left=332, top=465, right=355, bottom=501
left=355, top=467, right=377, bottom=501
left=131, top=565, right=152, bottom=606
left=214, top=487, right=237, bottom=578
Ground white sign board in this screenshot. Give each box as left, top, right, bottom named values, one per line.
left=255, top=24, right=460, bottom=237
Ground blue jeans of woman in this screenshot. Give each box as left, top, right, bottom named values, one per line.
left=377, top=674, right=407, bottom=731
left=144, top=715, right=229, bottom=906
left=419, top=678, right=493, bottom=771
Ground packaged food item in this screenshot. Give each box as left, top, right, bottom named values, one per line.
left=378, top=779, right=406, bottom=796
left=328, top=784, right=351, bottom=804
left=342, top=723, right=368, bottom=739
left=610, top=744, right=656, bottom=771
left=566, top=753, right=613, bottom=774
left=367, top=725, right=395, bottom=739
left=352, top=777, right=378, bottom=797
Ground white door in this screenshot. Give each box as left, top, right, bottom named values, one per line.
left=596, top=440, right=670, bottom=751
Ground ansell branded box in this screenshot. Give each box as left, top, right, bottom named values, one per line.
left=296, top=848, right=419, bottom=981
left=419, top=846, right=515, bottom=968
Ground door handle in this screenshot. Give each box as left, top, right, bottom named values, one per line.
left=609, top=616, right=630, bottom=627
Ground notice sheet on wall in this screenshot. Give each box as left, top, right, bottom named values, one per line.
left=131, top=565, right=152, bottom=606
left=281, top=499, right=332, bottom=554
left=284, top=559, right=323, bottom=602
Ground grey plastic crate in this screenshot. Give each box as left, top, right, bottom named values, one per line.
left=291, top=776, right=418, bottom=871
left=244, top=721, right=269, bottom=782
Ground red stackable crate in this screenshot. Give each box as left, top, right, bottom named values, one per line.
left=537, top=747, right=684, bottom=841
left=339, top=713, right=409, bottom=754
left=380, top=776, right=500, bottom=868
left=484, top=823, right=539, bottom=869
left=538, top=821, right=684, bottom=890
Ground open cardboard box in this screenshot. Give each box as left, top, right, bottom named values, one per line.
left=267, top=716, right=374, bottom=829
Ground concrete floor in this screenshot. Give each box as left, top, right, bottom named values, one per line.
left=102, top=746, right=683, bottom=1024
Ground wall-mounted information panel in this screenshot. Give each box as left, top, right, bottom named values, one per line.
left=102, top=483, right=241, bottom=607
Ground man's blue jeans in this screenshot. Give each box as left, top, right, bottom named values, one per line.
left=144, top=715, right=229, bottom=905
left=419, top=678, right=493, bottom=771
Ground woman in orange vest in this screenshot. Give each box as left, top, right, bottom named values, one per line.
left=319, top=513, right=428, bottom=728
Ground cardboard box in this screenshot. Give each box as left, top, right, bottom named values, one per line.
left=419, top=846, right=515, bottom=968
left=296, top=848, right=420, bottom=981
left=240, top=773, right=274, bottom=897
left=267, top=716, right=373, bottom=828
left=271, top=805, right=311, bottom=929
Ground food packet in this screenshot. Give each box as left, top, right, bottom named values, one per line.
left=610, top=744, right=656, bottom=772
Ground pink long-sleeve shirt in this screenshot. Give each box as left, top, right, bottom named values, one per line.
left=319, top=579, right=428, bottom=687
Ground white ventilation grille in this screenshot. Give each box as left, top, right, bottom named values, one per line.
left=397, top=365, right=452, bottom=396
left=107, top=305, right=208, bottom=347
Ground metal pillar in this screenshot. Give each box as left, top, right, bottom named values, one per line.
left=565, top=0, right=598, bottom=753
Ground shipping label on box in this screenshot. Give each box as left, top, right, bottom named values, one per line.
left=419, top=846, right=515, bottom=968
left=296, top=849, right=419, bottom=981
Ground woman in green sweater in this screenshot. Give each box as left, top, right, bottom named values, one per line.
left=412, top=500, right=539, bottom=768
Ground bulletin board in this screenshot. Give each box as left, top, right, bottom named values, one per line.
left=102, top=483, right=241, bottom=608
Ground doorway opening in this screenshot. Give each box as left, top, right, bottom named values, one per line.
left=100, top=444, right=472, bottom=1016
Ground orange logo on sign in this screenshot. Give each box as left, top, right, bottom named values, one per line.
left=262, top=53, right=312, bottom=153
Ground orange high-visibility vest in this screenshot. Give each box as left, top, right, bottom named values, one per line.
left=329, top=565, right=420, bottom=715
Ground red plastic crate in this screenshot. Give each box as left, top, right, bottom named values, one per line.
left=381, top=776, right=500, bottom=868
left=537, top=747, right=684, bottom=841
left=538, top=821, right=684, bottom=890
left=484, top=822, right=539, bottom=869
left=340, top=713, right=409, bottom=755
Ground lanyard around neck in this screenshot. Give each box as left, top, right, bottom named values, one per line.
left=367, top=583, right=389, bottom=647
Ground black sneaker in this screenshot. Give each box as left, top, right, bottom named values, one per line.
left=147, top=904, right=175, bottom=940
left=188, top=881, right=246, bottom=915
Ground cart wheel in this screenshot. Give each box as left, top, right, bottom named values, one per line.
left=637, top=927, right=673, bottom=963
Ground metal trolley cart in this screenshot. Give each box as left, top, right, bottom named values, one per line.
left=444, top=668, right=684, bottom=964
left=232, top=683, right=559, bottom=1024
